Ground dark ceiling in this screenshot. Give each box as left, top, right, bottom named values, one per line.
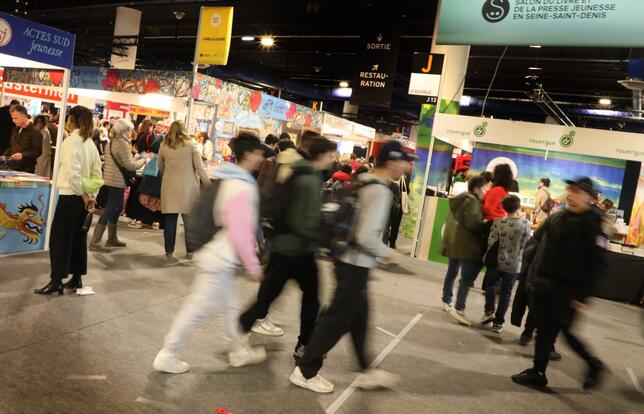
left=6, top=0, right=644, bottom=132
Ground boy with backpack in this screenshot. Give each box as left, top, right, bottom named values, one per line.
left=480, top=195, right=532, bottom=333
left=152, top=133, right=267, bottom=373
left=289, top=141, right=416, bottom=393
left=239, top=137, right=338, bottom=359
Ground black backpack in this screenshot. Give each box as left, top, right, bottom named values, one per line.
left=185, top=180, right=221, bottom=253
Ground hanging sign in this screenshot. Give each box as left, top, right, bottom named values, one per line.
left=350, top=23, right=401, bottom=107
left=408, top=53, right=444, bottom=104
left=436, top=0, right=644, bottom=47
left=194, top=7, right=234, bottom=66
left=0, top=11, right=75, bottom=69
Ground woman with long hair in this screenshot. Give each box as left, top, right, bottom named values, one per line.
left=159, top=121, right=209, bottom=259
left=34, top=106, right=102, bottom=295
left=482, top=163, right=514, bottom=220
left=195, top=131, right=214, bottom=168
left=134, top=119, right=154, bottom=154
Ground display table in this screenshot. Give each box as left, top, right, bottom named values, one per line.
left=0, top=171, right=51, bottom=254
left=593, top=250, right=644, bottom=304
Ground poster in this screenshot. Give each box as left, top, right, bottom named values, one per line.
left=427, top=139, right=453, bottom=190
left=195, top=7, right=234, bottom=66
left=626, top=165, right=644, bottom=247
left=0, top=188, right=50, bottom=254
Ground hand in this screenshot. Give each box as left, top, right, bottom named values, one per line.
left=9, top=152, right=23, bottom=161
left=81, top=194, right=95, bottom=211
left=570, top=299, right=587, bottom=310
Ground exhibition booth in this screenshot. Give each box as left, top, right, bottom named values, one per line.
left=413, top=113, right=644, bottom=304
left=319, top=112, right=376, bottom=157
left=0, top=12, right=75, bottom=256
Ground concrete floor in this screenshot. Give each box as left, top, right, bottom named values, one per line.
left=1, top=224, right=643, bottom=414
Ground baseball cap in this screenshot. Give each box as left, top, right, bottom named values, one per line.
left=565, top=177, right=595, bottom=195
left=377, top=141, right=418, bottom=164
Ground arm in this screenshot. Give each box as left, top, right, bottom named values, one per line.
left=461, top=197, right=486, bottom=232
left=577, top=216, right=607, bottom=302
left=221, top=190, right=261, bottom=276
left=488, top=221, right=499, bottom=247
left=286, top=174, right=321, bottom=241
left=115, top=139, right=145, bottom=171
left=192, top=143, right=210, bottom=185
left=20, top=130, right=43, bottom=160
left=353, top=184, right=392, bottom=259
left=533, top=214, right=551, bottom=242
left=64, top=139, right=84, bottom=196
left=158, top=146, right=165, bottom=174
left=481, top=187, right=504, bottom=218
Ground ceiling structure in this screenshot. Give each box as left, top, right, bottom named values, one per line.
left=9, top=0, right=644, bottom=133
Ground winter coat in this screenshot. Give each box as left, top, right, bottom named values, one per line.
left=158, top=140, right=209, bottom=214
left=104, top=136, right=146, bottom=188
left=440, top=192, right=486, bottom=261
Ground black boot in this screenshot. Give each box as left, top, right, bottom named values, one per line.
left=583, top=358, right=605, bottom=390
left=34, top=280, right=64, bottom=295
left=512, top=368, right=548, bottom=389
left=63, top=275, right=83, bottom=290
left=519, top=330, right=533, bottom=346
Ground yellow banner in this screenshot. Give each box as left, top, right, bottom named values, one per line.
left=129, top=105, right=170, bottom=119
left=195, top=7, right=234, bottom=66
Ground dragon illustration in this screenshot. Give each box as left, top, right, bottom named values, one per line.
left=0, top=195, right=45, bottom=244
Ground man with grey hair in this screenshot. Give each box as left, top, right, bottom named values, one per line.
left=2, top=105, right=42, bottom=173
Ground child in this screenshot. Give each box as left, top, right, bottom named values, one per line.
left=480, top=194, right=531, bottom=333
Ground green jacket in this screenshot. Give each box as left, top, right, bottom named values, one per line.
left=440, top=192, right=486, bottom=261
left=270, top=160, right=323, bottom=256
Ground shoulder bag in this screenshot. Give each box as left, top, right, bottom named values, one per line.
left=109, top=140, right=137, bottom=187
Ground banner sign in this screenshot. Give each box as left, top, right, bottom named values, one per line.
left=436, top=0, right=644, bottom=47
left=0, top=70, right=78, bottom=103
left=408, top=53, right=444, bottom=104
left=351, top=23, right=401, bottom=107
left=0, top=11, right=76, bottom=69
left=195, top=7, right=234, bottom=66
left=433, top=113, right=644, bottom=162
left=129, top=105, right=170, bottom=118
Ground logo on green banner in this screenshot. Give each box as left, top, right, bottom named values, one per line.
left=559, top=131, right=575, bottom=148
left=482, top=0, right=510, bottom=23
left=473, top=122, right=488, bottom=137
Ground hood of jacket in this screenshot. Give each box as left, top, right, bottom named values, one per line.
left=213, top=162, right=256, bottom=185
left=332, top=171, right=351, bottom=181
left=449, top=191, right=479, bottom=212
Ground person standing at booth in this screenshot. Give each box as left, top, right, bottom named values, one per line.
left=3, top=105, right=43, bottom=174
left=33, top=115, right=52, bottom=178
left=534, top=178, right=552, bottom=223
left=0, top=100, right=19, bottom=155
left=34, top=106, right=102, bottom=295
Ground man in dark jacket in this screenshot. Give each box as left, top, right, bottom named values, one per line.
left=239, top=137, right=337, bottom=360
left=0, top=100, right=20, bottom=155
left=3, top=105, right=42, bottom=173
left=512, top=177, right=606, bottom=390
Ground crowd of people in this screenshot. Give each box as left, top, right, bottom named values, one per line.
left=2, top=101, right=612, bottom=395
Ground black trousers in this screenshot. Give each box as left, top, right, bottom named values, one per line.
left=239, top=252, right=319, bottom=346
left=383, top=207, right=403, bottom=248
left=298, top=261, right=370, bottom=379
left=49, top=195, right=88, bottom=283
left=532, top=286, right=596, bottom=373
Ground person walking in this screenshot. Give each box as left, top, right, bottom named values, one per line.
left=33, top=115, right=52, bottom=177
left=440, top=175, right=488, bottom=326
left=480, top=195, right=531, bottom=333
left=512, top=177, right=606, bottom=390
left=239, top=137, right=337, bottom=358
left=159, top=121, right=209, bottom=259
left=533, top=178, right=552, bottom=223
left=34, top=106, right=102, bottom=294
left=290, top=141, right=415, bottom=394
left=89, top=119, right=146, bottom=251
left=3, top=105, right=43, bottom=173
left=153, top=133, right=268, bottom=373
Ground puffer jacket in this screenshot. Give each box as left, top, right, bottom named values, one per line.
left=104, top=136, right=145, bottom=188
left=440, top=192, right=486, bottom=261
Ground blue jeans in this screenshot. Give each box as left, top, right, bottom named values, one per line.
left=98, top=186, right=125, bottom=225
left=164, top=213, right=189, bottom=254
left=442, top=258, right=479, bottom=311
left=484, top=268, right=518, bottom=325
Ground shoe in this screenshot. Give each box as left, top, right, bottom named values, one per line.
left=152, top=222, right=160, bottom=230
left=128, top=220, right=142, bottom=229
left=512, top=368, right=548, bottom=389
left=152, top=350, right=190, bottom=374
left=519, top=331, right=533, bottom=346
left=88, top=223, right=109, bottom=252
left=442, top=302, right=452, bottom=312
left=549, top=350, right=562, bottom=361
left=448, top=308, right=472, bottom=327
left=229, top=344, right=267, bottom=368
left=354, top=368, right=400, bottom=390
left=480, top=312, right=495, bottom=325
left=583, top=358, right=605, bottom=390
left=289, top=367, right=334, bottom=393
left=106, top=223, right=127, bottom=247
left=251, top=317, right=285, bottom=337
left=293, top=343, right=306, bottom=364
left=34, top=281, right=64, bottom=295
left=185, top=253, right=193, bottom=260
left=491, top=323, right=503, bottom=334
left=63, top=275, right=83, bottom=290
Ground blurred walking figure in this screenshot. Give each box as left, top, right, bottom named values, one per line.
left=153, top=134, right=267, bottom=373
left=290, top=141, right=415, bottom=394
left=512, top=177, right=606, bottom=390
left=158, top=121, right=209, bottom=259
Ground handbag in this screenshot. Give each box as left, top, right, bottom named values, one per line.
left=400, top=177, right=410, bottom=214
left=81, top=174, right=104, bottom=195
left=142, top=155, right=159, bottom=177
left=109, top=141, right=137, bottom=187
left=484, top=240, right=500, bottom=268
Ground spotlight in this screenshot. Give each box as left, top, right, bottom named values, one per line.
left=599, top=98, right=612, bottom=106
left=339, top=81, right=349, bottom=88
left=530, top=45, right=542, bottom=48
left=241, top=36, right=255, bottom=42
left=260, top=36, right=275, bottom=47
left=529, top=67, right=543, bottom=71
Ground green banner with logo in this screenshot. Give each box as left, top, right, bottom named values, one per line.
left=437, top=0, right=644, bottom=47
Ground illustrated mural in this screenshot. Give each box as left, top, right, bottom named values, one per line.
left=0, top=189, right=49, bottom=254
left=4, top=67, right=65, bottom=87
left=70, top=67, right=192, bottom=97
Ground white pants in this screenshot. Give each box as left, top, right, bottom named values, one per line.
left=161, top=260, right=241, bottom=355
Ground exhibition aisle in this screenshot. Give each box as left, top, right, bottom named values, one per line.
left=0, top=224, right=642, bottom=414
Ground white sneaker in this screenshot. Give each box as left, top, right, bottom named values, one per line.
left=479, top=312, right=495, bottom=325
left=128, top=220, right=142, bottom=229
left=152, top=350, right=190, bottom=374
left=251, top=317, right=285, bottom=337
left=354, top=368, right=400, bottom=390
left=449, top=308, right=472, bottom=327
left=289, top=367, right=334, bottom=393
left=229, top=344, right=267, bottom=368
left=442, top=302, right=452, bottom=312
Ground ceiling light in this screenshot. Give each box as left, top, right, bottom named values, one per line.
left=339, top=81, right=349, bottom=88
left=241, top=36, right=255, bottom=42
left=599, top=98, right=612, bottom=106
left=260, top=36, right=275, bottom=47
left=529, top=67, right=543, bottom=71
left=530, top=45, right=542, bottom=48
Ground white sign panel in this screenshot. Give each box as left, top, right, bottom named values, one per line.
left=408, top=73, right=441, bottom=97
